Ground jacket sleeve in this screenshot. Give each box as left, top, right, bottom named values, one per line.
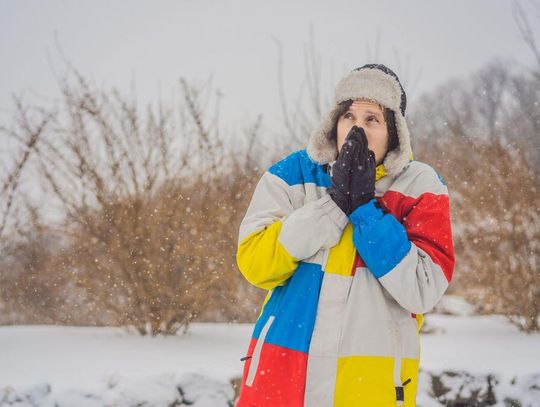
left=349, top=168, right=455, bottom=314
left=237, top=170, right=348, bottom=290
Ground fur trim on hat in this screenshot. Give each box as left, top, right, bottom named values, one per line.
left=307, top=66, right=412, bottom=177
left=335, top=68, right=403, bottom=112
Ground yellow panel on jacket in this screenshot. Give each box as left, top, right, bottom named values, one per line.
left=236, top=220, right=299, bottom=291
left=324, top=222, right=356, bottom=276
left=334, top=355, right=419, bottom=406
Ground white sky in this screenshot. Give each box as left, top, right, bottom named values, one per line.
left=1, top=0, right=539, bottom=135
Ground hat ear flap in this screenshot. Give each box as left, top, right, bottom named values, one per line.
left=382, top=111, right=413, bottom=176
left=385, top=108, right=400, bottom=152
left=307, top=105, right=342, bottom=164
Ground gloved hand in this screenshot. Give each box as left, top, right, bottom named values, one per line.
left=327, top=126, right=376, bottom=215
left=327, top=130, right=355, bottom=215
left=348, top=126, right=376, bottom=213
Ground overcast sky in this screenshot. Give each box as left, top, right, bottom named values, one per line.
left=1, top=0, right=539, bottom=135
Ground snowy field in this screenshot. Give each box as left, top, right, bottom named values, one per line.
left=1, top=310, right=539, bottom=406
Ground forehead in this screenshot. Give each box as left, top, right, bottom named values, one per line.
left=349, top=99, right=384, bottom=112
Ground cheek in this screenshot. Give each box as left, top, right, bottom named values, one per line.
left=368, top=134, right=385, bottom=149
left=369, top=133, right=389, bottom=161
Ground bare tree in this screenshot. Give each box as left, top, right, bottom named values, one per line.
left=513, top=0, right=540, bottom=79
left=0, top=99, right=54, bottom=238
left=410, top=58, right=516, bottom=150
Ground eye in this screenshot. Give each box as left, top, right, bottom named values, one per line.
left=368, top=115, right=379, bottom=122
left=343, top=112, right=353, bottom=119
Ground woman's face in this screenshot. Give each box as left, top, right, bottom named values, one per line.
left=336, top=99, right=389, bottom=166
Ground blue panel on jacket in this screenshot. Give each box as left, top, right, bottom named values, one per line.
left=252, top=262, right=324, bottom=353
left=350, top=199, right=412, bottom=279
left=268, top=149, right=331, bottom=188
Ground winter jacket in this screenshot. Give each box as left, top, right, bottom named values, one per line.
left=235, top=148, right=455, bottom=407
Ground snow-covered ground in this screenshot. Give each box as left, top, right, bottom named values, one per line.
left=0, top=322, right=253, bottom=406
left=1, top=305, right=539, bottom=406
left=416, top=314, right=540, bottom=407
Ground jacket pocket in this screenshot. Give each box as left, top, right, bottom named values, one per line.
left=245, top=315, right=275, bottom=387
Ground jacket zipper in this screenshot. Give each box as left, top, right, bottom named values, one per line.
left=245, top=315, right=275, bottom=387
left=391, top=320, right=411, bottom=405
left=392, top=325, right=404, bottom=405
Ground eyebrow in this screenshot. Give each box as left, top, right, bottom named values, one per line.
left=346, top=108, right=384, bottom=118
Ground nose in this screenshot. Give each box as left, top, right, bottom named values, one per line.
left=351, top=125, right=367, bottom=138
left=353, top=123, right=365, bottom=133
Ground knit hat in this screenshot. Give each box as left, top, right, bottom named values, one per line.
left=307, top=63, right=413, bottom=177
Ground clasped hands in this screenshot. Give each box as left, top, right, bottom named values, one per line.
left=327, top=126, right=377, bottom=216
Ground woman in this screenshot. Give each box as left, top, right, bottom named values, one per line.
left=235, top=64, right=455, bottom=407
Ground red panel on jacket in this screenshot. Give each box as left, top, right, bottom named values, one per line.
left=378, top=191, right=455, bottom=283
left=237, top=337, right=308, bottom=406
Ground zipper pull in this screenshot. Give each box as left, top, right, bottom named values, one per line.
left=395, top=386, right=404, bottom=402
left=395, top=378, right=411, bottom=402
left=240, top=355, right=252, bottom=362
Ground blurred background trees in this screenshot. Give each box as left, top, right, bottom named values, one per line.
left=405, top=2, right=540, bottom=331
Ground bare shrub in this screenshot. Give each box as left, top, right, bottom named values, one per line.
left=0, top=67, right=270, bottom=334
left=412, top=126, right=539, bottom=333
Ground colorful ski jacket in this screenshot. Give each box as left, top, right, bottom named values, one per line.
left=235, top=148, right=455, bottom=406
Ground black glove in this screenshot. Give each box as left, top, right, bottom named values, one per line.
left=327, top=132, right=355, bottom=215
left=348, top=126, right=376, bottom=213
left=327, top=126, right=376, bottom=215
